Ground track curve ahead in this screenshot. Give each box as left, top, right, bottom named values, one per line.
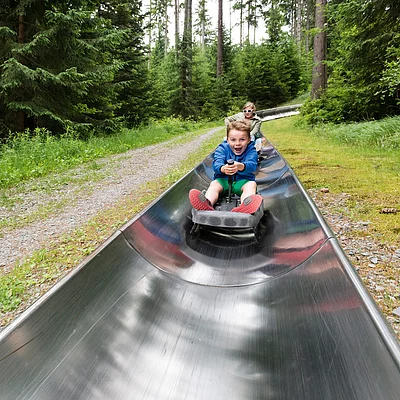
left=1, top=114, right=400, bottom=399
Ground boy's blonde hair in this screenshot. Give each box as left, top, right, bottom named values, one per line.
left=226, top=120, right=251, bottom=139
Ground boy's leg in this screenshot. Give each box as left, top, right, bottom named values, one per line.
left=240, top=181, right=257, bottom=203
left=255, top=138, right=263, bottom=152
left=189, top=180, right=224, bottom=211
left=231, top=181, right=263, bottom=214
left=206, top=180, right=224, bottom=205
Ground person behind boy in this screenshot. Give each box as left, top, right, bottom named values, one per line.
left=189, top=120, right=263, bottom=214
left=224, top=101, right=268, bottom=151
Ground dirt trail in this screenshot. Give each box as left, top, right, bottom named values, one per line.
left=0, top=128, right=221, bottom=272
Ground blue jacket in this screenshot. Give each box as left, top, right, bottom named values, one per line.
left=213, top=141, right=258, bottom=181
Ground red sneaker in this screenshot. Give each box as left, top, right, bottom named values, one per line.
left=189, top=189, right=214, bottom=211
left=231, top=194, right=263, bottom=214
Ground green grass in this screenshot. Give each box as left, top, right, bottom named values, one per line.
left=0, top=118, right=220, bottom=189
left=266, top=116, right=400, bottom=242
left=319, top=116, right=400, bottom=150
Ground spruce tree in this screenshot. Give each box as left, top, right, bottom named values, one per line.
left=0, top=1, right=148, bottom=137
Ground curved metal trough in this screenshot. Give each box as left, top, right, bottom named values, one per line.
left=0, top=107, right=399, bottom=399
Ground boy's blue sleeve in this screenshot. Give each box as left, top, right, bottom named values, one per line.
left=213, top=144, right=226, bottom=173
left=244, top=147, right=258, bottom=173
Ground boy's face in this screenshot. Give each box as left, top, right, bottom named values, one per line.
left=227, top=129, right=251, bottom=155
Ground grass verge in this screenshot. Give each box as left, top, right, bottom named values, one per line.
left=266, top=116, right=400, bottom=243
left=0, top=119, right=220, bottom=189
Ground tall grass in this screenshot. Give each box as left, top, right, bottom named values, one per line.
left=317, top=116, right=400, bottom=149
left=0, top=118, right=218, bottom=189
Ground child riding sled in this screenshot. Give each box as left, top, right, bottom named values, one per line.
left=189, top=120, right=263, bottom=214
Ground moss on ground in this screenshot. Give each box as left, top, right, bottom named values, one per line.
left=266, top=116, right=400, bottom=243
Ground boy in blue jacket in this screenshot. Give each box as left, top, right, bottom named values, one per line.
left=189, top=120, right=263, bottom=214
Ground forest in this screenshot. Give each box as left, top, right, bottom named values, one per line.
left=0, top=0, right=400, bottom=140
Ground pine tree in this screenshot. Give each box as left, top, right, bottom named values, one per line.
left=99, top=0, right=151, bottom=127
left=0, top=1, right=149, bottom=137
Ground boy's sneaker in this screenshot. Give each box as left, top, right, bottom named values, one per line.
left=231, top=194, right=263, bottom=214
left=189, top=189, right=214, bottom=211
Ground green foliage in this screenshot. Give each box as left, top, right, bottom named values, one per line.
left=0, top=119, right=218, bottom=188
left=0, top=9, right=122, bottom=135
left=0, top=0, right=305, bottom=139
left=303, top=0, right=400, bottom=123
left=200, top=76, right=233, bottom=120
left=226, top=38, right=302, bottom=110
left=0, top=1, right=149, bottom=137
left=301, top=84, right=365, bottom=125
left=192, top=47, right=216, bottom=117
left=380, top=46, right=400, bottom=106
left=148, top=50, right=181, bottom=118
left=103, top=0, right=151, bottom=128
left=194, top=0, right=214, bottom=46
left=263, top=0, right=287, bottom=45
left=148, top=32, right=303, bottom=122
left=0, top=272, right=25, bottom=312
left=0, top=26, right=16, bottom=60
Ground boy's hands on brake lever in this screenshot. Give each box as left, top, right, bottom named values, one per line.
left=222, top=161, right=243, bottom=175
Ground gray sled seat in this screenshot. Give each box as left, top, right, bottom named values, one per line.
left=191, top=202, right=264, bottom=229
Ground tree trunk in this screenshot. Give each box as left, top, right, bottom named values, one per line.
left=295, top=0, right=302, bottom=49
left=311, top=0, right=327, bottom=99
left=183, top=0, right=192, bottom=50
left=163, top=1, right=169, bottom=55
left=147, top=1, right=152, bottom=68
left=16, top=14, right=25, bottom=132
left=246, top=1, right=250, bottom=43
left=217, top=0, right=223, bottom=77
left=181, top=0, right=193, bottom=116
left=228, top=0, right=232, bottom=41
left=175, top=0, right=179, bottom=51
left=239, top=0, right=243, bottom=47
left=197, top=0, right=206, bottom=50
left=305, top=0, right=311, bottom=70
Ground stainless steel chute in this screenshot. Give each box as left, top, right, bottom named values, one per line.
left=0, top=122, right=399, bottom=399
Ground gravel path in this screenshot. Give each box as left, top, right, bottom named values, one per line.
left=0, top=128, right=221, bottom=272
left=1, top=128, right=399, bottom=339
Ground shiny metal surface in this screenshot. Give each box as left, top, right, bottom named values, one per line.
left=1, top=144, right=400, bottom=399
left=257, top=104, right=302, bottom=120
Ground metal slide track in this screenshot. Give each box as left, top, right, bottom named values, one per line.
left=1, top=111, right=400, bottom=399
